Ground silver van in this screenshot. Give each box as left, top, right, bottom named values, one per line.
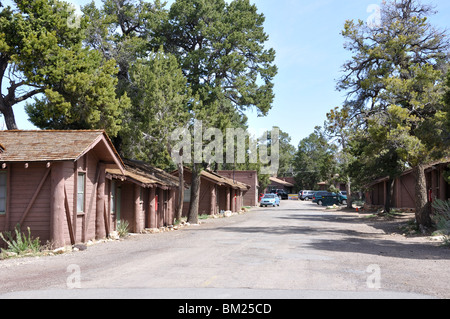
left=299, top=190, right=315, bottom=201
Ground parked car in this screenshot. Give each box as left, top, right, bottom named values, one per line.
left=270, top=189, right=289, bottom=200
left=258, top=193, right=265, bottom=202
left=260, top=194, right=281, bottom=207
left=312, top=191, right=347, bottom=206
left=299, top=190, right=315, bottom=201
left=312, top=191, right=329, bottom=204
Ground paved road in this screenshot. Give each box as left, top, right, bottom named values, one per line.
left=0, top=200, right=448, bottom=299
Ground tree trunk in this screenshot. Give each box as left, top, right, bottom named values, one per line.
left=0, top=99, right=18, bottom=130
left=346, top=175, right=352, bottom=209
left=384, top=178, right=395, bottom=213
left=413, top=164, right=432, bottom=229
left=187, top=163, right=201, bottom=224
left=175, top=163, right=184, bottom=222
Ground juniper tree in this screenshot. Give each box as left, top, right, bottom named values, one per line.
left=0, top=0, right=128, bottom=135
left=121, top=48, right=191, bottom=222
left=154, top=0, right=277, bottom=223
left=337, top=0, right=449, bottom=228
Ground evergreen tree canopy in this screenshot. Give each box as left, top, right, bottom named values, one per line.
left=1, top=0, right=129, bottom=135
left=336, top=0, right=450, bottom=227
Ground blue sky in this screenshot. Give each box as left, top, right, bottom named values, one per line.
left=5, top=0, right=450, bottom=148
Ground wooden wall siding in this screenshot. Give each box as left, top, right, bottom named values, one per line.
left=397, top=173, right=415, bottom=209
left=158, top=189, right=165, bottom=227
left=110, top=179, right=176, bottom=232
left=217, top=171, right=258, bottom=206
left=367, top=163, right=449, bottom=209
left=217, top=187, right=228, bottom=213
left=118, top=180, right=134, bottom=229
left=198, top=179, right=215, bottom=216
left=7, top=163, right=52, bottom=243
left=177, top=169, right=246, bottom=217
left=148, top=187, right=157, bottom=228
left=0, top=154, right=117, bottom=248
left=134, top=184, right=145, bottom=233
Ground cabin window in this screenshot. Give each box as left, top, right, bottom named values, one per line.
left=77, top=173, right=86, bottom=213
left=110, top=181, right=121, bottom=221
left=111, top=181, right=116, bottom=213
left=0, top=171, right=6, bottom=215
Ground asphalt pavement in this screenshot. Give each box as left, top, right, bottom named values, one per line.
left=0, top=200, right=448, bottom=299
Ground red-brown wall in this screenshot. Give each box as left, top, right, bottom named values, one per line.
left=367, top=163, right=449, bottom=209
left=111, top=179, right=175, bottom=232
left=0, top=152, right=114, bottom=248
left=217, top=171, right=258, bottom=207
left=176, top=170, right=243, bottom=217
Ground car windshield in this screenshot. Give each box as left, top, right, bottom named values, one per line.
left=263, top=194, right=276, bottom=198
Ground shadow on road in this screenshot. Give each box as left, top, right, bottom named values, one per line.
left=308, top=237, right=450, bottom=260
left=216, top=212, right=450, bottom=261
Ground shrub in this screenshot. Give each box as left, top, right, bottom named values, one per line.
left=0, top=225, right=41, bottom=256
left=432, top=199, right=450, bottom=245
left=116, top=220, right=130, bottom=238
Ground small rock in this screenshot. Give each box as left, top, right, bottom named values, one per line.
left=53, top=247, right=66, bottom=254
left=73, top=244, right=87, bottom=251
left=109, top=231, right=120, bottom=240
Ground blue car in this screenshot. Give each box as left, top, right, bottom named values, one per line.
left=260, top=194, right=280, bottom=207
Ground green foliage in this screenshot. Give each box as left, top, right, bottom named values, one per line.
left=431, top=199, right=450, bottom=245
left=293, top=127, right=337, bottom=190
left=0, top=0, right=83, bottom=129
left=273, top=128, right=296, bottom=177
left=0, top=225, right=41, bottom=256
left=338, top=0, right=449, bottom=168
left=82, top=0, right=166, bottom=93
left=116, top=220, right=130, bottom=238
left=157, top=0, right=277, bottom=118
left=0, top=0, right=129, bottom=135
left=333, top=0, right=449, bottom=224
left=26, top=55, right=131, bottom=137
left=443, top=72, right=450, bottom=149
left=151, top=0, right=276, bottom=222
left=120, top=47, right=191, bottom=169
left=444, top=165, right=450, bottom=185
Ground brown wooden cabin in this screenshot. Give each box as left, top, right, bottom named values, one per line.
left=366, top=159, right=450, bottom=209
left=106, top=159, right=180, bottom=232
left=0, top=130, right=124, bottom=248
left=217, top=170, right=259, bottom=207
left=172, top=168, right=250, bottom=217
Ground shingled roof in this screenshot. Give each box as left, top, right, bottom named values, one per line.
left=106, top=159, right=181, bottom=189
left=269, top=176, right=294, bottom=187
left=0, top=130, right=123, bottom=170
left=173, top=167, right=250, bottom=191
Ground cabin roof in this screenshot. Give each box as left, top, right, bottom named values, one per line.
left=172, top=167, right=250, bottom=191
left=107, top=159, right=181, bottom=189
left=0, top=130, right=124, bottom=171
left=269, top=176, right=294, bottom=187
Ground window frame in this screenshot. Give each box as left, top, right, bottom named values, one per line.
left=77, top=172, right=86, bottom=214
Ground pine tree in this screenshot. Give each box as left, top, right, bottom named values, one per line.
left=0, top=0, right=129, bottom=135
left=154, top=0, right=277, bottom=223
left=337, top=0, right=449, bottom=228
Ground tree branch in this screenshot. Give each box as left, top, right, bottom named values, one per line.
left=12, top=87, right=46, bottom=104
